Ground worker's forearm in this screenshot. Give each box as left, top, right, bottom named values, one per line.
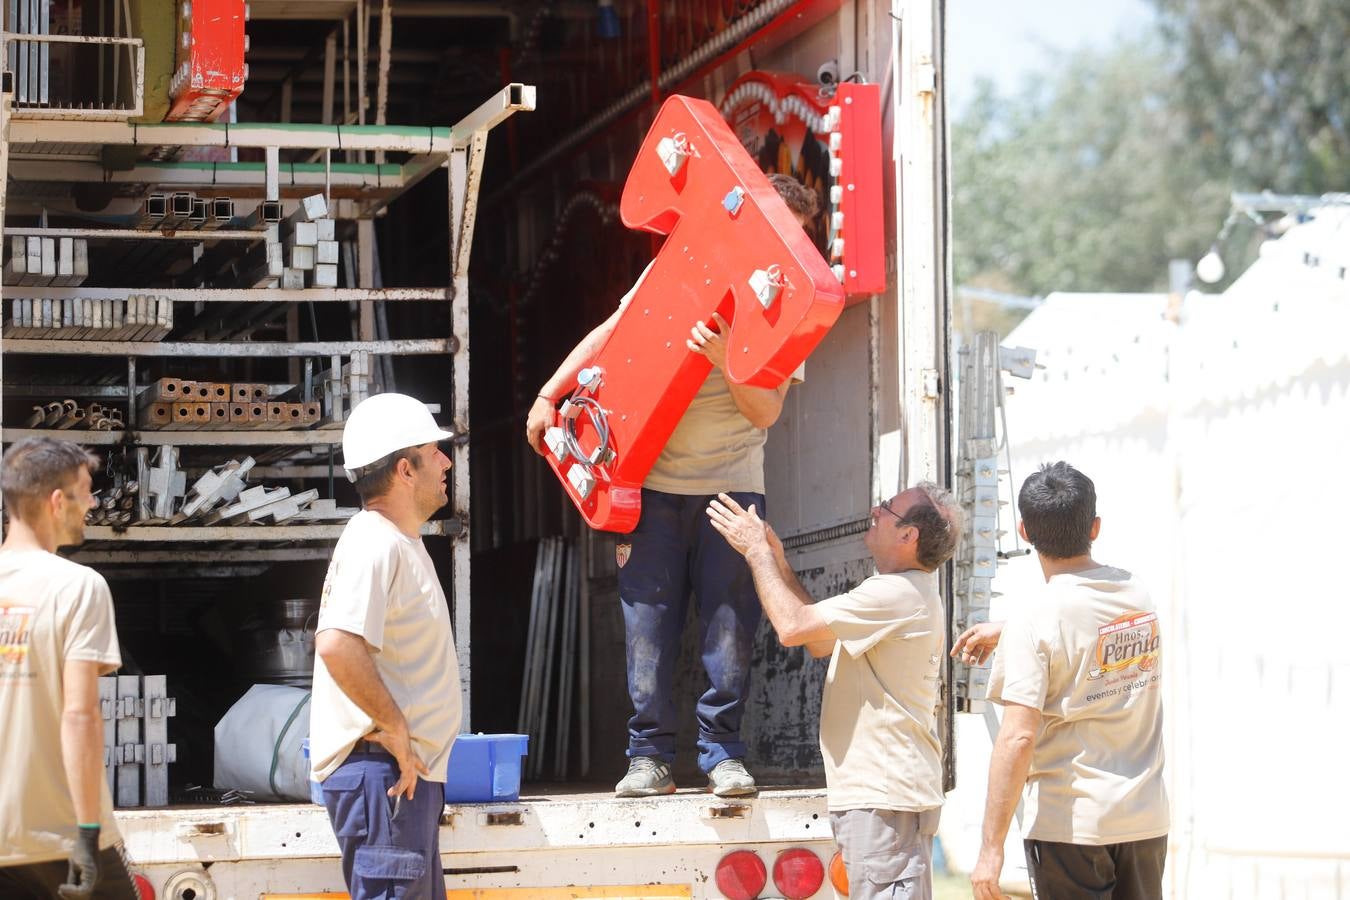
left=980, top=730, right=1036, bottom=849
left=62, top=709, right=104, bottom=825
left=745, top=547, right=814, bottom=644
left=321, top=639, right=406, bottom=735
left=539, top=319, right=616, bottom=400
left=725, top=381, right=787, bottom=429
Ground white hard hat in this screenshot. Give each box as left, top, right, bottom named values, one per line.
left=341, top=393, right=455, bottom=478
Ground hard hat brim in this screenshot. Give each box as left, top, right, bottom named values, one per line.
left=341, top=427, right=457, bottom=474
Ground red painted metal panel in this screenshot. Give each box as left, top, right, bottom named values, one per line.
left=718, top=72, right=886, bottom=302
left=542, top=95, right=846, bottom=532
left=165, top=0, right=247, bottom=123
left=835, top=82, right=885, bottom=295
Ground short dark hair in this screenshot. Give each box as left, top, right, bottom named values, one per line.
left=351, top=446, right=420, bottom=506
left=1, top=437, right=99, bottom=521
left=899, top=482, right=962, bottom=570
left=768, top=173, right=818, bottom=220
left=1018, top=462, right=1097, bottom=559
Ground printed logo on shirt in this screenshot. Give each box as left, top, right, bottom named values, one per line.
left=615, top=543, right=632, bottom=568
left=0, top=599, right=35, bottom=668
left=1088, top=610, right=1160, bottom=681
left=319, top=561, right=335, bottom=611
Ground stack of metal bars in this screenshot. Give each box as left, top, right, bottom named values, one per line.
left=8, top=0, right=50, bottom=108
left=5, top=295, right=173, bottom=340
left=3, top=235, right=88, bottom=287
left=99, top=674, right=176, bottom=807
left=516, top=537, right=582, bottom=781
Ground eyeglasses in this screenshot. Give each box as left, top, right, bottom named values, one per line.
left=878, top=498, right=910, bottom=524
left=879, top=498, right=947, bottom=531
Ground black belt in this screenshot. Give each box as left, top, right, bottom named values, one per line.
left=350, top=738, right=393, bottom=756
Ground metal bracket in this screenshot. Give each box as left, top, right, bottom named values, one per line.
left=656, top=132, right=692, bottom=177
left=749, top=265, right=784, bottom=309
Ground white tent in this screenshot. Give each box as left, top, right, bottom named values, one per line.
left=942, top=204, right=1350, bottom=898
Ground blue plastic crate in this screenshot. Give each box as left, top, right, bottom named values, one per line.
left=302, top=738, right=323, bottom=805
left=444, top=733, right=529, bottom=803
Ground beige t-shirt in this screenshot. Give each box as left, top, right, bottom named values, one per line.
left=986, top=566, right=1169, bottom=844
left=815, top=570, right=945, bottom=813
left=309, top=510, right=461, bottom=782
left=616, top=265, right=800, bottom=496
left=0, top=549, right=122, bottom=866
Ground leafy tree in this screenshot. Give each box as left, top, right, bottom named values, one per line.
left=953, top=38, right=1229, bottom=303
left=1152, top=0, right=1350, bottom=193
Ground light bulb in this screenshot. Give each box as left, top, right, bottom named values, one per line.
left=1196, top=248, right=1225, bottom=284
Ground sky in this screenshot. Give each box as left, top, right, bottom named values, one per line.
left=946, top=0, right=1157, bottom=113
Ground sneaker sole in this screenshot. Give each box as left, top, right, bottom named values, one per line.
left=615, top=781, right=677, bottom=799
left=709, top=783, right=759, bottom=798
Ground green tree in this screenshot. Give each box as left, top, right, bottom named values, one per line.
left=953, top=38, right=1230, bottom=303
left=1153, top=0, right=1350, bottom=192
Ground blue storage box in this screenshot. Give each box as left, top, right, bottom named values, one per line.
left=444, top=733, right=529, bottom=803
left=302, top=738, right=323, bottom=805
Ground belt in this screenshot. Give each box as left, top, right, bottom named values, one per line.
left=350, top=738, right=393, bottom=756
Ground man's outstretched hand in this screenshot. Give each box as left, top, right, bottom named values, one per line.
left=951, top=621, right=1004, bottom=666
left=706, top=492, right=770, bottom=557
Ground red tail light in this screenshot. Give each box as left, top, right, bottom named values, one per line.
left=772, top=847, right=825, bottom=899
left=828, top=849, right=850, bottom=895
left=132, top=873, right=156, bottom=900
left=715, top=849, right=767, bottom=900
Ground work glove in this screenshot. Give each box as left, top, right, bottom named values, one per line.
left=58, top=824, right=100, bottom=899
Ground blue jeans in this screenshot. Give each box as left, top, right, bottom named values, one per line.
left=320, top=750, right=446, bottom=900
left=617, top=488, right=764, bottom=773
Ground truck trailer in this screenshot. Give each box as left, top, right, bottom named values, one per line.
left=0, top=1, right=971, bottom=897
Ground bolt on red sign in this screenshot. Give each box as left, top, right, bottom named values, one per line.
left=542, top=94, right=846, bottom=532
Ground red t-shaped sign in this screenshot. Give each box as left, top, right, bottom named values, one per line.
left=542, top=94, right=845, bottom=532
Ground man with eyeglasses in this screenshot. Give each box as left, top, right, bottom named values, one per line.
left=707, top=483, right=963, bottom=900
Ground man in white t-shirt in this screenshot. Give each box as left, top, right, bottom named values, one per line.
left=0, top=437, right=139, bottom=900
left=525, top=175, right=819, bottom=799
left=966, top=462, right=1168, bottom=900
left=309, top=393, right=460, bottom=900
left=707, top=483, right=962, bottom=900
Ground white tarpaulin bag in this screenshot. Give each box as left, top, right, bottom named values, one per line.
left=213, top=683, right=311, bottom=801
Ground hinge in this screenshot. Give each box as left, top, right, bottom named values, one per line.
left=921, top=368, right=940, bottom=399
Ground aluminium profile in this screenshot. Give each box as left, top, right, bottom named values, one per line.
left=135, top=194, right=168, bottom=231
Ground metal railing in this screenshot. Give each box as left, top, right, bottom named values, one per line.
left=2, top=32, right=144, bottom=119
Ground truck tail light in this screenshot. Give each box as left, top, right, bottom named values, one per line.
left=828, top=849, right=850, bottom=895
left=132, top=873, right=156, bottom=900
left=772, top=847, right=825, bottom=899
left=715, top=849, right=767, bottom=900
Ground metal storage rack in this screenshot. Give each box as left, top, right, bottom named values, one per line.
left=0, top=59, right=535, bottom=716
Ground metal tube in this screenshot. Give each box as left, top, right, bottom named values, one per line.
left=3, top=226, right=265, bottom=242
left=265, top=147, right=280, bottom=201
left=375, top=0, right=391, bottom=165
left=517, top=539, right=547, bottom=735
left=322, top=28, right=336, bottom=125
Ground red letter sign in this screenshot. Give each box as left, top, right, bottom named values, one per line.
left=541, top=94, right=845, bottom=532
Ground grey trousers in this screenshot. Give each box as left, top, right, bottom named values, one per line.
left=830, top=807, right=941, bottom=900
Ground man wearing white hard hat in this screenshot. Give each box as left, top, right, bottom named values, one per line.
left=308, top=393, right=459, bottom=900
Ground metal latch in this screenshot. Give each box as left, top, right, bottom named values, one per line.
left=749, top=265, right=785, bottom=309
left=543, top=426, right=568, bottom=462
left=656, top=132, right=691, bottom=177
left=567, top=466, right=595, bottom=500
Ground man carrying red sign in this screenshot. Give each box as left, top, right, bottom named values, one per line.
left=526, top=174, right=818, bottom=799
